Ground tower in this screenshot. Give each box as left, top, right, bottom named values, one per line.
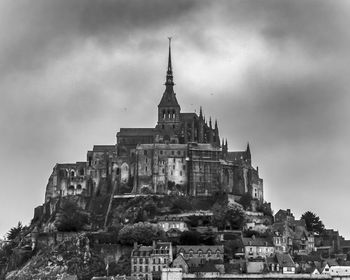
left=156, top=38, right=181, bottom=132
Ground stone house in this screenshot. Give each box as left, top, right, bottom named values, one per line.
left=242, top=236, right=275, bottom=260
left=131, top=241, right=173, bottom=280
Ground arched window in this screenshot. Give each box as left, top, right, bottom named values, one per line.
left=70, top=171, right=75, bottom=177
left=68, top=185, right=75, bottom=195
left=162, top=110, right=166, bottom=119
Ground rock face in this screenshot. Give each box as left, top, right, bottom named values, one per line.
left=5, top=234, right=105, bottom=280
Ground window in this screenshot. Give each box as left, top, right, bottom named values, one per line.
left=160, top=151, right=163, bottom=155
left=146, top=158, right=148, bottom=163
left=134, top=266, right=137, bottom=272
left=173, top=165, right=175, bottom=170
left=140, top=258, right=143, bottom=264
left=145, top=167, right=148, bottom=172
left=134, top=258, right=137, bottom=264
left=140, top=266, right=143, bottom=272
left=173, top=158, right=176, bottom=163
left=177, top=151, right=181, bottom=155
left=144, top=150, right=148, bottom=156
left=180, top=171, right=183, bottom=176
left=145, top=266, right=148, bottom=272
left=183, top=165, right=186, bottom=170
left=172, top=151, right=174, bottom=155
left=162, top=168, right=165, bottom=173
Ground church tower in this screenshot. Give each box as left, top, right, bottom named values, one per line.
left=156, top=38, right=181, bottom=132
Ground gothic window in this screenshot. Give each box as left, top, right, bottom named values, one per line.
left=71, top=171, right=75, bottom=177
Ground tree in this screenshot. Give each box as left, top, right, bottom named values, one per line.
left=55, top=200, right=89, bottom=232
left=118, top=222, right=165, bottom=245
left=301, top=211, right=325, bottom=234
left=179, top=231, right=201, bottom=245
left=212, top=203, right=246, bottom=230
left=7, top=222, right=23, bottom=241
left=238, top=193, right=252, bottom=210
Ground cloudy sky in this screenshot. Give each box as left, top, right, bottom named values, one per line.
left=0, top=0, right=349, bottom=238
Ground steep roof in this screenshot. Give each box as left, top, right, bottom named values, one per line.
left=276, top=253, right=295, bottom=267
left=118, top=128, right=156, bottom=136
left=177, top=245, right=223, bottom=254
left=92, top=145, right=116, bottom=152
left=158, top=88, right=180, bottom=108
left=242, top=237, right=274, bottom=247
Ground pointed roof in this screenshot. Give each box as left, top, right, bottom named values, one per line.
left=158, top=37, right=180, bottom=108
left=246, top=142, right=251, bottom=154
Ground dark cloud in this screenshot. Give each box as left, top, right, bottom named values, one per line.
left=0, top=0, right=350, bottom=237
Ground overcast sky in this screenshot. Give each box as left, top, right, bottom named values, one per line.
left=0, top=0, right=349, bottom=238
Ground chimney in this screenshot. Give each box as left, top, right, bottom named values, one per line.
left=287, top=209, right=291, bottom=215
left=134, top=242, right=138, bottom=249
left=152, top=240, right=156, bottom=249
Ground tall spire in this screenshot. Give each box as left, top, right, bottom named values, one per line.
left=165, top=37, right=174, bottom=86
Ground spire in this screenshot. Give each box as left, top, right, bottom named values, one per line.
left=158, top=38, right=179, bottom=108
left=246, top=142, right=251, bottom=160
left=225, top=139, right=228, bottom=149
left=209, top=117, right=212, bottom=129
left=222, top=138, right=225, bottom=148
left=165, top=37, right=174, bottom=86
left=215, top=119, right=218, bottom=131
left=199, top=106, right=203, bottom=119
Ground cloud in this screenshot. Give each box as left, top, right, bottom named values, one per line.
left=0, top=0, right=350, bottom=237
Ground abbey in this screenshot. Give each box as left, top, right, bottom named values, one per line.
left=44, top=41, right=263, bottom=205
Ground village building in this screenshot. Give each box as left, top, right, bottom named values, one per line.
left=131, top=241, right=173, bottom=280
left=242, top=236, right=275, bottom=260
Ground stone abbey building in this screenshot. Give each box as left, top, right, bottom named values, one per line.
left=44, top=41, right=264, bottom=205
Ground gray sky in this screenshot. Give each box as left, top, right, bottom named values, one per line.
left=0, top=0, right=349, bottom=238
